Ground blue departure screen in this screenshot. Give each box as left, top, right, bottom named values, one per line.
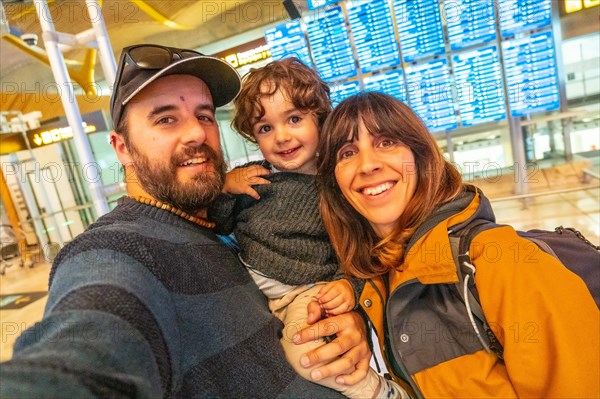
left=502, top=30, right=560, bottom=117
left=330, top=80, right=362, bottom=106
left=452, top=46, right=506, bottom=126
left=265, top=20, right=312, bottom=67
left=393, top=0, right=445, bottom=62
left=404, top=58, right=457, bottom=132
left=499, top=0, right=552, bottom=37
left=347, top=0, right=400, bottom=73
left=306, top=6, right=357, bottom=82
left=307, top=0, right=338, bottom=10
left=363, top=70, right=407, bottom=102
left=446, top=0, right=497, bottom=51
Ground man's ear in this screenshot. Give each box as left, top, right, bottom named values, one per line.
left=110, top=131, right=132, bottom=166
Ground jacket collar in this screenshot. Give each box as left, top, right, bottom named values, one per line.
left=392, top=185, right=495, bottom=285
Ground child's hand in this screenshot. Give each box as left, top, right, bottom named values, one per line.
left=316, top=280, right=355, bottom=316
left=223, top=165, right=271, bottom=200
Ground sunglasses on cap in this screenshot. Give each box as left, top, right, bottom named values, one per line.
left=119, top=44, right=202, bottom=69
left=110, top=45, right=204, bottom=124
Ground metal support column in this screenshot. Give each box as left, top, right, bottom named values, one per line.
left=445, top=130, right=455, bottom=163
left=509, top=116, right=528, bottom=195
left=33, top=0, right=110, bottom=217
left=551, top=0, right=573, bottom=161
left=85, top=0, right=117, bottom=87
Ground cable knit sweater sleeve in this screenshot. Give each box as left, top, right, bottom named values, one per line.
left=208, top=192, right=258, bottom=236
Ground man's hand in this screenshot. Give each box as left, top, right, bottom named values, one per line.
left=292, top=301, right=371, bottom=386
left=317, top=280, right=355, bottom=316
left=223, top=165, right=270, bottom=199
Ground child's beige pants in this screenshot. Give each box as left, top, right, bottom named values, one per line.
left=269, top=283, right=382, bottom=399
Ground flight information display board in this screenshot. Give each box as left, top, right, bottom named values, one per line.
left=502, top=30, right=560, bottom=117
left=307, top=0, right=338, bottom=10
left=393, top=0, right=445, bottom=62
left=265, top=20, right=313, bottom=67
left=347, top=0, right=400, bottom=73
left=404, top=58, right=457, bottom=132
left=306, top=6, right=357, bottom=82
left=499, top=0, right=552, bottom=37
left=446, top=0, right=497, bottom=51
left=363, top=70, right=407, bottom=102
left=330, top=80, right=362, bottom=106
left=453, top=46, right=506, bottom=126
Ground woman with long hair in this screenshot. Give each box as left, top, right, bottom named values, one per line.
left=317, top=92, right=599, bottom=398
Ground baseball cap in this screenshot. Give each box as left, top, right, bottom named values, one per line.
left=110, top=44, right=241, bottom=129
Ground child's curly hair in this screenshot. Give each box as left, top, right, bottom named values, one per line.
left=232, top=57, right=332, bottom=143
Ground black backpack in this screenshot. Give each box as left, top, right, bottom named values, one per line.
left=448, top=222, right=600, bottom=359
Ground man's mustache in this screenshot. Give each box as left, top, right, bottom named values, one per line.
left=171, top=144, right=222, bottom=166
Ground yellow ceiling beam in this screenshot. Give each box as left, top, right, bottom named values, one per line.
left=2, top=34, right=82, bottom=67
left=2, top=34, right=98, bottom=96
left=68, top=47, right=99, bottom=97
left=129, top=0, right=191, bottom=29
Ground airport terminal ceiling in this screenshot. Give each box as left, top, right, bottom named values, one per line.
left=1, top=1, right=598, bottom=117
left=0, top=0, right=294, bottom=115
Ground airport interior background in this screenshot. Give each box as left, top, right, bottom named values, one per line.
left=0, top=0, right=598, bottom=361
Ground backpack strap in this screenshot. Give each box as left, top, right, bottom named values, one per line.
left=449, top=220, right=505, bottom=359
left=525, top=237, right=559, bottom=258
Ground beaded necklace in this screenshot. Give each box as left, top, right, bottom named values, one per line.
left=129, top=195, right=215, bottom=229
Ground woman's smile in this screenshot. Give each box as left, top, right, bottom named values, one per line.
left=335, top=123, right=417, bottom=237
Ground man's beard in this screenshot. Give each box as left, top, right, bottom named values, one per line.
left=128, top=143, right=226, bottom=213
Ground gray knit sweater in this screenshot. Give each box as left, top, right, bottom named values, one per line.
left=208, top=166, right=364, bottom=301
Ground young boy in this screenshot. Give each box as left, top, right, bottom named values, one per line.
left=208, top=58, right=407, bottom=399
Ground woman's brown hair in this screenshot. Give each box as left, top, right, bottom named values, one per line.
left=232, top=57, right=331, bottom=143
left=317, top=92, right=463, bottom=278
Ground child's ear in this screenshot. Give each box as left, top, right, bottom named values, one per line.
left=110, top=131, right=132, bottom=166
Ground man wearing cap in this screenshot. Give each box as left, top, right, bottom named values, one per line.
left=0, top=45, right=370, bottom=398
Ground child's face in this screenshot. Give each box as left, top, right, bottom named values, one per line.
left=252, top=87, right=319, bottom=174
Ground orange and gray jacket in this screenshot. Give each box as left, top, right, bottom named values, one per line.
left=360, top=185, right=599, bottom=398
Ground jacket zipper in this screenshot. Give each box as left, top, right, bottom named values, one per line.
left=365, top=279, right=385, bottom=374
left=391, top=208, right=460, bottom=398
left=385, top=278, right=425, bottom=399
